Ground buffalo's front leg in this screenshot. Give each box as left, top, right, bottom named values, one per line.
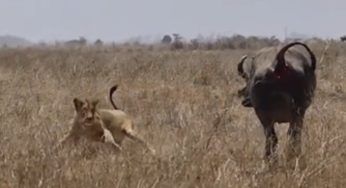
left=264, top=123, right=278, bottom=162
left=287, top=115, right=304, bottom=159
left=256, top=111, right=278, bottom=162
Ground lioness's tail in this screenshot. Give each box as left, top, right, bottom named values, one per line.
left=109, top=84, right=119, bottom=110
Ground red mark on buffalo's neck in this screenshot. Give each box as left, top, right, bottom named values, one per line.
left=274, top=64, right=291, bottom=80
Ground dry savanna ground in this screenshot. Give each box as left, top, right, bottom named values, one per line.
left=0, top=41, right=346, bottom=188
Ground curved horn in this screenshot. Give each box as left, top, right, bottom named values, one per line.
left=237, top=55, right=248, bottom=79
left=275, top=42, right=316, bottom=71
left=109, top=84, right=119, bottom=110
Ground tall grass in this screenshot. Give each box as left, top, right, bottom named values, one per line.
left=0, top=41, right=346, bottom=187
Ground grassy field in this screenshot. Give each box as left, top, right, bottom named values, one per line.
left=0, top=41, right=346, bottom=188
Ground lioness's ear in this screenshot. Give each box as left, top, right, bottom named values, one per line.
left=91, top=99, right=99, bottom=108
left=73, top=98, right=84, bottom=112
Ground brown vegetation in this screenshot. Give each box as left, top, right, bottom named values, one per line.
left=0, top=40, right=346, bottom=187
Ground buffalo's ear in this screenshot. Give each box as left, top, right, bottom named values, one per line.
left=73, top=98, right=84, bottom=112
left=241, top=97, right=253, bottom=107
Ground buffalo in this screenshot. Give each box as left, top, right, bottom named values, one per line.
left=341, top=36, right=346, bottom=42
left=237, top=42, right=317, bottom=163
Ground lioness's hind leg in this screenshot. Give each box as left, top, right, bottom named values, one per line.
left=124, top=128, right=156, bottom=155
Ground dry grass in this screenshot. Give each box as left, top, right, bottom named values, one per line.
left=0, top=42, right=346, bottom=188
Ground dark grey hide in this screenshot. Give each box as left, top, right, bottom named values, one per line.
left=237, top=42, right=317, bottom=161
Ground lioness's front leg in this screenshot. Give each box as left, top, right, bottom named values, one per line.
left=102, top=128, right=122, bottom=151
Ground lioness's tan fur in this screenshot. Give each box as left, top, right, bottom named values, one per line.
left=97, top=85, right=156, bottom=154
left=58, top=98, right=122, bottom=151
left=59, top=85, right=156, bottom=155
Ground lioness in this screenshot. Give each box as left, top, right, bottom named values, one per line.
left=59, top=85, right=156, bottom=155
left=58, top=98, right=122, bottom=151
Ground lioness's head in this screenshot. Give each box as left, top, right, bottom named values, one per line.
left=73, top=98, right=101, bottom=127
